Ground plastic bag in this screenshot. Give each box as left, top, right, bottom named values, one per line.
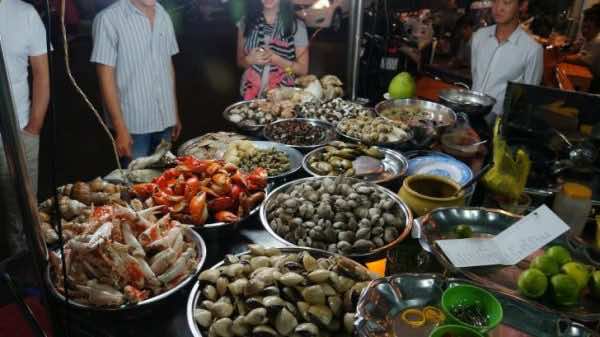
left=482, top=119, right=531, bottom=201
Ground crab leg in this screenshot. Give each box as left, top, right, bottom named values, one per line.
left=157, top=247, right=195, bottom=284
left=146, top=226, right=182, bottom=253
left=76, top=281, right=125, bottom=306
left=135, top=257, right=160, bottom=286
left=122, top=222, right=145, bottom=257
left=150, top=248, right=177, bottom=275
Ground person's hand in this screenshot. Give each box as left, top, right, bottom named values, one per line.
left=269, top=53, right=289, bottom=68
left=115, top=127, right=133, bottom=158
left=172, top=116, right=182, bottom=141
left=246, top=48, right=271, bottom=65
left=23, top=120, right=43, bottom=135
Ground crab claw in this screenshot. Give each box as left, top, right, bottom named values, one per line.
left=231, top=171, right=248, bottom=189
left=208, top=196, right=235, bottom=212
left=247, top=168, right=268, bottom=191
left=189, top=192, right=208, bottom=225
left=132, top=183, right=158, bottom=198
left=223, top=162, right=239, bottom=173
left=184, top=177, right=201, bottom=202
left=215, top=210, right=240, bottom=223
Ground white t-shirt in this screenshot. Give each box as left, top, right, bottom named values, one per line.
left=0, top=0, right=49, bottom=129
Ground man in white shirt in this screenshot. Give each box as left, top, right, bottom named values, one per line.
left=91, top=0, right=182, bottom=167
left=471, top=0, right=543, bottom=122
left=0, top=0, right=50, bottom=255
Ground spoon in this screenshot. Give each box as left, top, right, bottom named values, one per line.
left=452, top=162, right=493, bottom=197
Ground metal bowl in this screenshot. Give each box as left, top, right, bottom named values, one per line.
left=302, top=145, right=408, bottom=184
left=249, top=141, right=304, bottom=180
left=46, top=227, right=207, bottom=313
left=262, top=118, right=337, bottom=151
left=223, top=100, right=280, bottom=132
left=259, top=177, right=413, bottom=261
left=335, top=117, right=415, bottom=148
left=438, top=89, right=496, bottom=118
left=186, top=247, right=372, bottom=337
left=375, top=99, right=457, bottom=129
left=177, top=132, right=249, bottom=158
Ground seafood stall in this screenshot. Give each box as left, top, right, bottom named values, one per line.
left=13, top=71, right=596, bottom=337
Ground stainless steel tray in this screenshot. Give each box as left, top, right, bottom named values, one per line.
left=375, top=98, right=457, bottom=129
left=417, top=207, right=600, bottom=322
left=46, top=228, right=207, bottom=313
left=186, top=247, right=372, bottom=337
left=262, top=118, right=337, bottom=151
left=302, top=145, right=408, bottom=184
left=259, top=176, right=413, bottom=261
left=356, top=274, right=599, bottom=337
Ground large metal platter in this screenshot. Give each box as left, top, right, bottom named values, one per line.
left=177, top=132, right=249, bottom=159
left=438, top=89, right=496, bottom=118
left=335, top=117, right=415, bottom=148
left=357, top=273, right=599, bottom=337
left=259, top=176, right=413, bottom=261
left=46, top=228, right=207, bottom=313
left=375, top=98, right=457, bottom=129
left=417, top=207, right=600, bottom=322
left=245, top=141, right=304, bottom=180
left=222, top=99, right=286, bottom=132
left=262, top=118, right=337, bottom=151
left=302, top=145, right=408, bottom=184
left=186, top=247, right=372, bottom=337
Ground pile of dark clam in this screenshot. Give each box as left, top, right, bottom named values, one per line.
left=265, top=178, right=406, bottom=255
left=193, top=245, right=376, bottom=337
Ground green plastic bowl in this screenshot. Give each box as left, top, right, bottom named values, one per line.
left=429, top=324, right=486, bottom=337
left=441, top=284, right=503, bottom=332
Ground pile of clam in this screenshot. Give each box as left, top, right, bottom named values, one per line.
left=265, top=178, right=406, bottom=255
left=193, top=245, right=376, bottom=337
left=227, top=100, right=297, bottom=127
left=337, top=116, right=411, bottom=145
left=299, top=98, right=372, bottom=125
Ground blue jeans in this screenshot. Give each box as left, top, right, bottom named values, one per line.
left=121, top=127, right=172, bottom=168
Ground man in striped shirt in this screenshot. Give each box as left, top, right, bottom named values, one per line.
left=91, top=0, right=182, bottom=166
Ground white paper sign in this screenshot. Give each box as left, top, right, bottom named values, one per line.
left=436, top=205, right=570, bottom=268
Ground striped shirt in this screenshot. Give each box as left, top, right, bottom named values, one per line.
left=91, top=0, right=178, bottom=134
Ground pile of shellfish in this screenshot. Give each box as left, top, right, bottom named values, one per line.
left=299, top=98, right=372, bottom=125
left=193, top=245, right=376, bottom=337
left=264, top=178, right=407, bottom=255
left=337, top=116, right=411, bottom=145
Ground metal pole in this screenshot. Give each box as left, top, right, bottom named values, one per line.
left=0, top=40, right=52, bottom=330
left=347, top=0, right=365, bottom=101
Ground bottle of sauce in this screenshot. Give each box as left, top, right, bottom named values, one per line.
left=553, top=183, right=593, bottom=237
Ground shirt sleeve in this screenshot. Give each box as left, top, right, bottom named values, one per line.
left=294, top=20, right=309, bottom=48
left=26, top=6, right=49, bottom=56
left=523, top=43, right=544, bottom=85
left=90, top=13, right=118, bottom=67
left=165, top=14, right=179, bottom=56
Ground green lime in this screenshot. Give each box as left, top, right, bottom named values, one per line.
left=545, top=246, right=572, bottom=266
left=530, top=255, right=560, bottom=276
left=454, top=224, right=473, bottom=239
left=551, top=274, right=580, bottom=306
left=562, top=262, right=591, bottom=291
left=518, top=269, right=548, bottom=298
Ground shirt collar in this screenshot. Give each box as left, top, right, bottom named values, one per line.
left=488, top=24, right=525, bottom=46
left=121, top=0, right=145, bottom=17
